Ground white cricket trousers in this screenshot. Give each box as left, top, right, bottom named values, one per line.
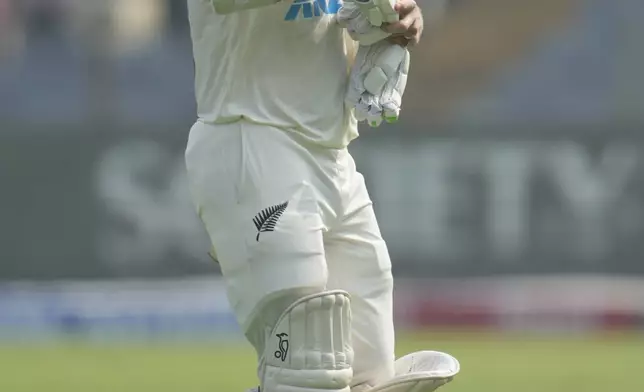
left=185, top=120, right=395, bottom=387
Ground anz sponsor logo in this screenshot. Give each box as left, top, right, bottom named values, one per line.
left=285, top=0, right=341, bottom=20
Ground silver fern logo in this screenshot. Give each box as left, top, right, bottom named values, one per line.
left=253, top=201, right=289, bottom=241
left=274, top=333, right=289, bottom=362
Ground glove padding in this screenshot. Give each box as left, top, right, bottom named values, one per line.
left=346, top=41, right=410, bottom=127
left=337, top=0, right=397, bottom=46
left=353, top=0, right=399, bottom=27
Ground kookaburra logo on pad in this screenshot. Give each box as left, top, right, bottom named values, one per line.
left=274, top=333, right=289, bottom=362
left=253, top=201, right=289, bottom=241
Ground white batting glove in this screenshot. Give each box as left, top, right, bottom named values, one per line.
left=346, top=41, right=410, bottom=127
left=353, top=0, right=399, bottom=26
left=337, top=0, right=397, bottom=45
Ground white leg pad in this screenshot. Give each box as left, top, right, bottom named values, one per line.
left=260, top=291, right=354, bottom=392
left=369, top=351, right=460, bottom=392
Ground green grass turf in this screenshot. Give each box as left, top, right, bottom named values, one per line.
left=0, top=330, right=642, bottom=392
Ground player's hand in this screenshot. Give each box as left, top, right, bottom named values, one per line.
left=383, top=0, right=424, bottom=46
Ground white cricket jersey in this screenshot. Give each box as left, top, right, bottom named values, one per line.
left=188, top=0, right=359, bottom=149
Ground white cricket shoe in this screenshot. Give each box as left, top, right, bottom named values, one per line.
left=395, top=350, right=460, bottom=379
left=368, top=351, right=460, bottom=392
left=245, top=351, right=459, bottom=392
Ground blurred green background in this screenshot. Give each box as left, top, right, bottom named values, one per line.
left=2, top=332, right=644, bottom=392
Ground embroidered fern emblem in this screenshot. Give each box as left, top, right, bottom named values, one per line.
left=253, top=201, right=289, bottom=241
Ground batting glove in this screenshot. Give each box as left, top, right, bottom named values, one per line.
left=337, top=0, right=397, bottom=45
left=346, top=41, right=410, bottom=127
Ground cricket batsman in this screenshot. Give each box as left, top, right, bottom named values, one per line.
left=184, top=0, right=460, bottom=390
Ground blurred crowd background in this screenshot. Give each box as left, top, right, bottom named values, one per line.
left=1, top=0, right=644, bottom=343
left=2, top=1, right=644, bottom=391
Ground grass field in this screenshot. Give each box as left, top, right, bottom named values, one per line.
left=1, top=331, right=642, bottom=392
